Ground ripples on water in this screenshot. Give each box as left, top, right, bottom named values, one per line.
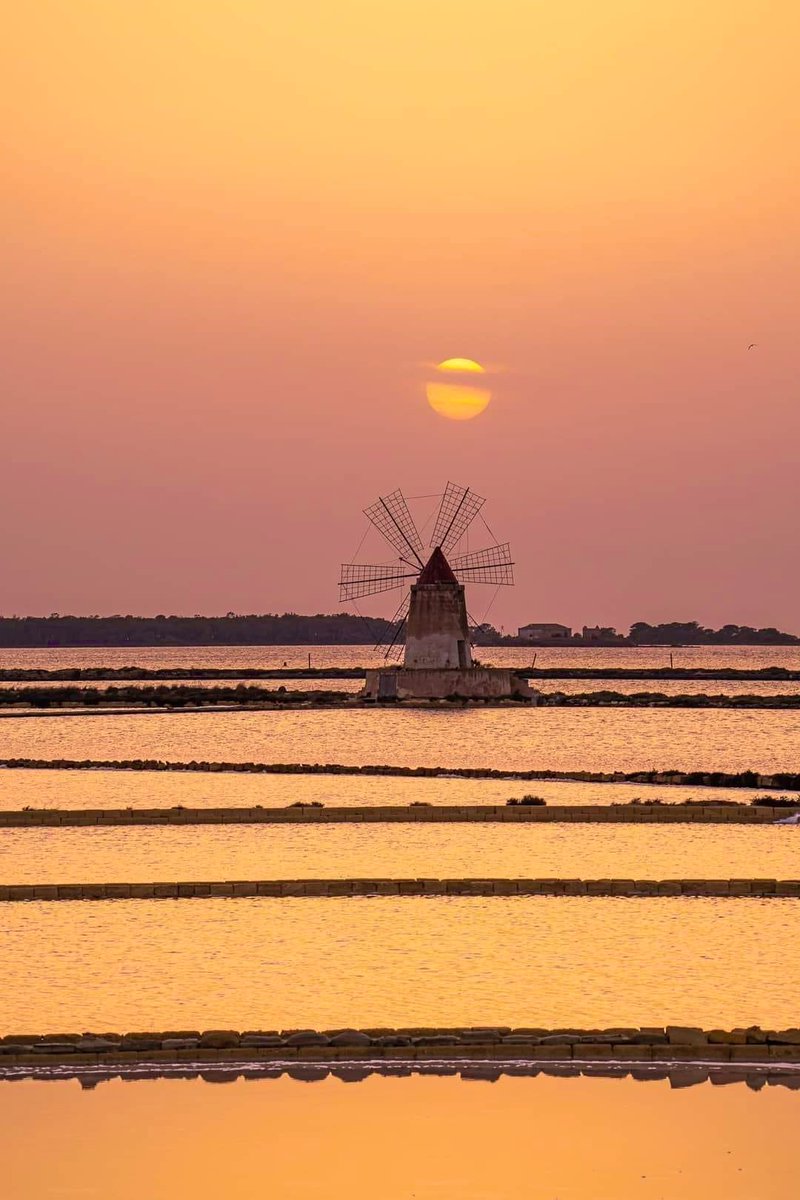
left=1, top=896, right=796, bottom=1031
left=0, top=768, right=786, bottom=811
left=2, top=644, right=798, bottom=1117
left=3, top=644, right=800, bottom=670
left=536, top=679, right=800, bottom=696
left=3, top=707, right=800, bottom=774
left=2, top=823, right=798, bottom=884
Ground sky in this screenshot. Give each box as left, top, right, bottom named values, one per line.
left=2, top=1, right=799, bottom=632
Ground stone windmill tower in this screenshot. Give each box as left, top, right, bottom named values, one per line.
left=339, top=483, right=531, bottom=700
left=404, top=543, right=472, bottom=670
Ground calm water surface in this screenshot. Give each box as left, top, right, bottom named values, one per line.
left=535, top=679, right=800, bottom=696
left=4, top=644, right=800, bottom=670
left=2, top=644, right=796, bottom=1111
left=2, top=1074, right=797, bottom=1200
left=3, top=707, right=800, bottom=773
left=0, top=768, right=788, bottom=810
left=1, top=896, right=796, bottom=1030
left=2, top=823, right=798, bottom=884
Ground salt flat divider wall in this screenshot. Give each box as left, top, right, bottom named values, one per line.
left=0, top=804, right=792, bottom=826
left=2, top=1026, right=800, bottom=1073
left=7, top=693, right=800, bottom=711
left=2, top=878, right=800, bottom=900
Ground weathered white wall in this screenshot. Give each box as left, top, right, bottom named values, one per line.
left=404, top=583, right=472, bottom=669
left=364, top=667, right=532, bottom=700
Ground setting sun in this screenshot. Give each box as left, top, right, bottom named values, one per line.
left=1, top=3, right=799, bottom=1195
left=436, top=358, right=486, bottom=374
left=426, top=358, right=491, bottom=421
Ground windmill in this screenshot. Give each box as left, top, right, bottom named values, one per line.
left=339, top=483, right=514, bottom=667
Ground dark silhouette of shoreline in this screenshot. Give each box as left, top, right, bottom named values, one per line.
left=0, top=614, right=797, bottom=648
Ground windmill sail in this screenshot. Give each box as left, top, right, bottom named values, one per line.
left=430, top=482, right=485, bottom=554
left=451, top=542, right=514, bottom=586
left=339, top=563, right=417, bottom=601
left=363, top=490, right=425, bottom=565
left=375, top=593, right=411, bottom=659
left=341, top=484, right=512, bottom=648
left=339, top=483, right=530, bottom=698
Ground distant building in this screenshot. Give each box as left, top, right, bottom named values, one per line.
left=518, top=622, right=572, bottom=641
left=582, top=625, right=622, bottom=642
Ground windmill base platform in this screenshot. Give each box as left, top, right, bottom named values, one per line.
left=363, top=667, right=533, bottom=702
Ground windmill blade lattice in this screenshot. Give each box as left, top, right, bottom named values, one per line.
left=339, top=563, right=417, bottom=601
left=451, top=543, right=514, bottom=586
left=363, top=490, right=425, bottom=565
left=430, top=482, right=485, bottom=554
left=375, top=593, right=411, bottom=659
left=339, top=484, right=514, bottom=656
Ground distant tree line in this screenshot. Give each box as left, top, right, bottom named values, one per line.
left=474, top=620, right=799, bottom=646
left=0, top=614, right=394, bottom=647
left=627, top=621, right=799, bottom=645
left=0, top=614, right=796, bottom=647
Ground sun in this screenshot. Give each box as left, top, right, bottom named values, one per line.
left=426, top=358, right=492, bottom=421
left=437, top=358, right=485, bottom=374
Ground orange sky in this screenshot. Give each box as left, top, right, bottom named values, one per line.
left=2, top=1, right=798, bottom=630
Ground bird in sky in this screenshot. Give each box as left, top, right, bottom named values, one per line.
left=747, top=343, right=758, bottom=349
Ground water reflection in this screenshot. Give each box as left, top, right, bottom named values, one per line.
left=0, top=1074, right=797, bottom=1199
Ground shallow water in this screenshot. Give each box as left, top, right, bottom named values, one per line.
left=3, top=643, right=800, bottom=670
left=2, top=642, right=797, bottom=1163
left=2, top=1074, right=797, bottom=1200
left=0, top=767, right=788, bottom=811
left=536, top=678, right=800, bottom=696
left=3, top=706, right=800, bottom=774
left=1, top=896, right=796, bottom=1030
left=2, top=822, right=798, bottom=885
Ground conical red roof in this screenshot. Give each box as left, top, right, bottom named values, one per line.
left=417, top=546, right=459, bottom=585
